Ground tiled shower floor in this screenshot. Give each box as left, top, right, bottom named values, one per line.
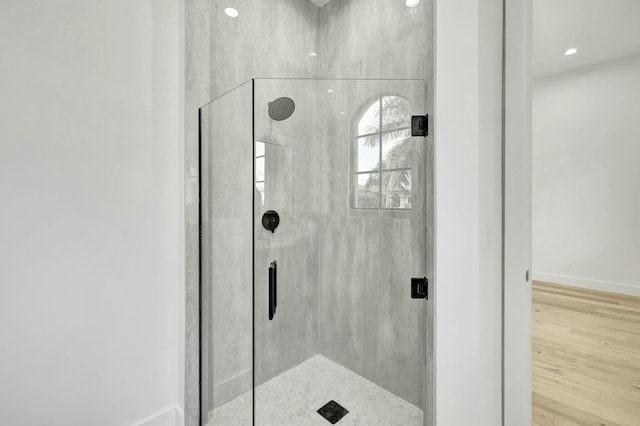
left=208, top=355, right=423, bottom=425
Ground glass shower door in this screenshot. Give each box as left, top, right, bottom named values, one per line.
left=253, top=78, right=428, bottom=425
left=200, top=80, right=254, bottom=425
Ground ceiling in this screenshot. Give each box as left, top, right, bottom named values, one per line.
left=534, top=0, right=640, bottom=78
left=309, top=0, right=331, bottom=7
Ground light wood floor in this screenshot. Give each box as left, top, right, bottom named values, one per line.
left=532, top=281, right=640, bottom=426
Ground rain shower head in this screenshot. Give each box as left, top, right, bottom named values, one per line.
left=268, top=97, right=295, bottom=121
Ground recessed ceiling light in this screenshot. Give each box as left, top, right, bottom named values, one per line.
left=328, top=89, right=334, bottom=93
left=406, top=0, right=420, bottom=7
left=564, top=48, right=578, bottom=56
left=224, top=7, right=239, bottom=18
left=340, top=111, right=345, bottom=115
left=309, top=52, right=317, bottom=57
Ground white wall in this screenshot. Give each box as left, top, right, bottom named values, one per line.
left=533, top=55, right=640, bottom=296
left=434, top=0, right=503, bottom=424
left=0, top=1, right=184, bottom=425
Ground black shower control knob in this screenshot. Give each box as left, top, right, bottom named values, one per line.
left=262, top=210, right=280, bottom=233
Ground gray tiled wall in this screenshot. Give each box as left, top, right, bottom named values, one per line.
left=186, top=2, right=321, bottom=424
left=186, top=1, right=434, bottom=424
left=185, top=1, right=210, bottom=424
left=253, top=79, right=322, bottom=388
left=315, top=0, right=434, bottom=413
left=314, top=78, right=429, bottom=408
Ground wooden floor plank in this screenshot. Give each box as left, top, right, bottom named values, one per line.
left=532, top=281, right=640, bottom=426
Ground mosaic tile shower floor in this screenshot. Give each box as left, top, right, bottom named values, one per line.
left=208, top=355, right=422, bottom=425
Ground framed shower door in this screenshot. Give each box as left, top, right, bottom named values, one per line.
left=253, top=78, right=430, bottom=426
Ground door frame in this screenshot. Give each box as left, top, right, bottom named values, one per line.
left=502, top=0, right=533, bottom=424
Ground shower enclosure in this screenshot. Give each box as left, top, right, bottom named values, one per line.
left=200, top=78, right=430, bottom=425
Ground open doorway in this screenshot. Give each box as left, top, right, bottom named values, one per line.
left=531, top=1, right=640, bottom=424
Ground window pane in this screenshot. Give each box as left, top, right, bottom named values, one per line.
left=381, top=170, right=411, bottom=209
left=381, top=129, right=412, bottom=170
left=255, top=182, right=265, bottom=207
left=256, top=157, right=265, bottom=182
left=357, top=138, right=380, bottom=172
left=358, top=99, right=380, bottom=136
left=381, top=96, right=411, bottom=131
left=355, top=172, right=380, bottom=208
left=256, top=141, right=265, bottom=157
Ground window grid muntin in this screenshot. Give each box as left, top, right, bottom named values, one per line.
left=353, top=95, right=411, bottom=210
left=256, top=142, right=265, bottom=206
left=356, top=125, right=411, bottom=140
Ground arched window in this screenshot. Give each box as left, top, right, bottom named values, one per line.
left=352, top=95, right=412, bottom=209
left=255, top=141, right=265, bottom=207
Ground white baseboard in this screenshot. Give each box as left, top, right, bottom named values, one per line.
left=133, top=406, right=183, bottom=426
left=533, top=272, right=640, bottom=297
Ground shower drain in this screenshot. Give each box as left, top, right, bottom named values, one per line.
left=317, top=400, right=349, bottom=424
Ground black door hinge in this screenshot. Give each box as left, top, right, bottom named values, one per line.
left=411, top=277, right=428, bottom=299
left=411, top=114, right=429, bottom=137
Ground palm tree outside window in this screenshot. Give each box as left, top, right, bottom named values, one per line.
left=353, top=95, right=412, bottom=209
